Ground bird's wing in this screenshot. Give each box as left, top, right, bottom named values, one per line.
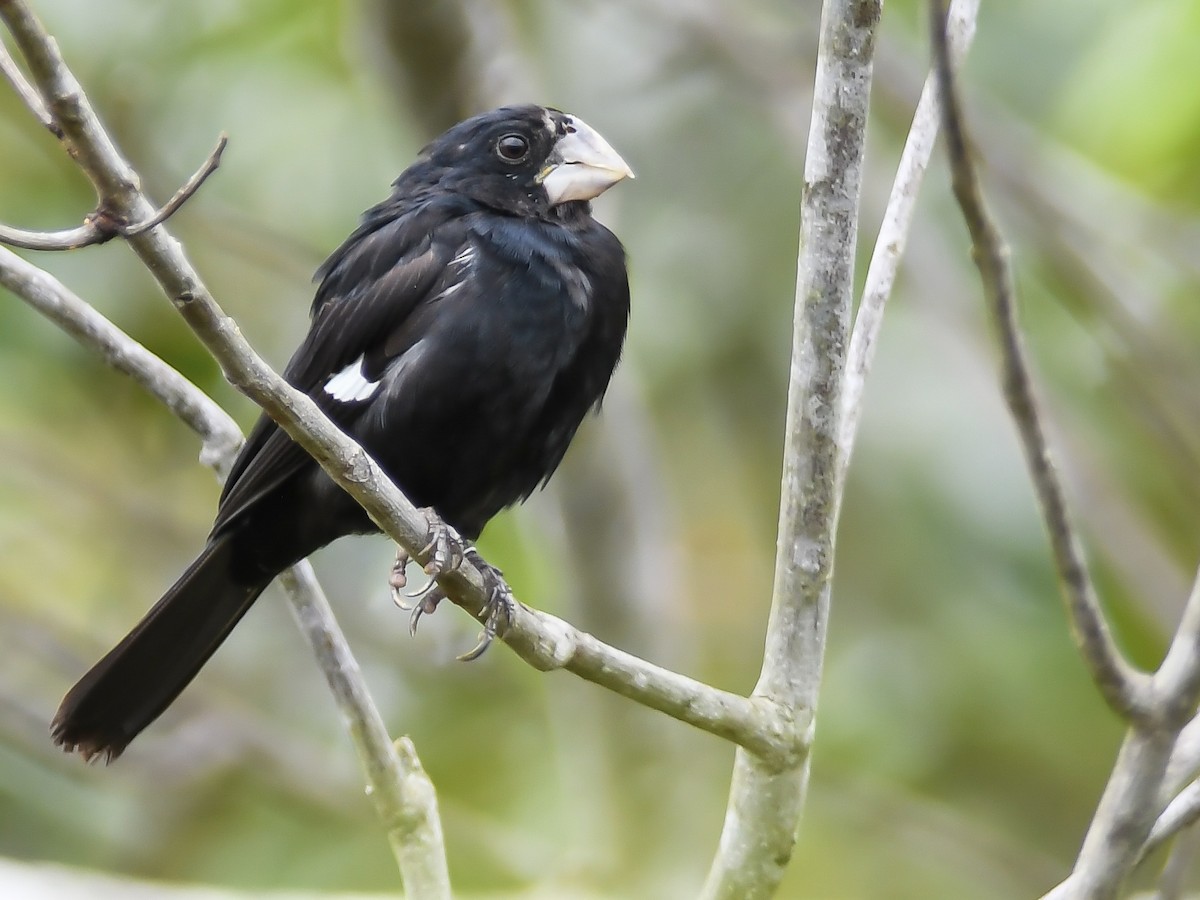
left=212, top=202, right=472, bottom=535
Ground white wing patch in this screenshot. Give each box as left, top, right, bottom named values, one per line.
left=324, top=355, right=379, bottom=402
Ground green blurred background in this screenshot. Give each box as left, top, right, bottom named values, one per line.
left=3, top=0, right=1200, bottom=896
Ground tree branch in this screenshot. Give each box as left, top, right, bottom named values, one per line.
left=1152, top=565, right=1200, bottom=716
left=1138, top=779, right=1200, bottom=870
left=0, top=220, right=104, bottom=250
left=0, top=44, right=226, bottom=252
left=928, top=3, right=1200, bottom=897
left=0, top=36, right=53, bottom=132
left=277, top=566, right=450, bottom=896
left=1148, top=817, right=1200, bottom=900
left=700, top=2, right=881, bottom=897
left=840, top=0, right=979, bottom=465
left=0, top=244, right=451, bottom=898
left=929, top=0, right=1150, bottom=720
left=119, top=134, right=227, bottom=237
left=1162, top=713, right=1200, bottom=803
left=0, top=244, right=242, bottom=469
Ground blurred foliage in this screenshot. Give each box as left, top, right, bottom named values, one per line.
left=2, top=0, right=1200, bottom=896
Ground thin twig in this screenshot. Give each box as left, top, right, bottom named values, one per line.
left=1149, top=817, right=1200, bottom=900
left=1137, top=779, right=1200, bottom=869
left=0, top=220, right=111, bottom=250
left=1162, top=714, right=1200, bottom=804
left=0, top=36, right=53, bottom=132
left=1152, top=564, right=1200, bottom=716
left=122, top=133, right=228, bottom=237
left=0, top=133, right=228, bottom=251
left=277, top=566, right=450, bottom=894
left=930, top=0, right=1150, bottom=719
left=0, top=244, right=243, bottom=468
left=700, top=2, right=881, bottom=897
left=0, top=244, right=451, bottom=897
left=840, top=0, right=980, bottom=465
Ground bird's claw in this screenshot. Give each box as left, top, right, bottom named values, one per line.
left=403, top=575, right=443, bottom=601
left=406, top=587, right=446, bottom=637
left=390, top=509, right=467, bottom=629
left=390, top=530, right=513, bottom=655
left=457, top=549, right=514, bottom=662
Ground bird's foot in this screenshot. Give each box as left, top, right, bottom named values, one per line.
left=390, top=509, right=466, bottom=635
left=457, top=548, right=514, bottom=662
left=389, top=517, right=512, bottom=656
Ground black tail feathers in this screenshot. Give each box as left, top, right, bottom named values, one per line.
left=52, top=536, right=266, bottom=762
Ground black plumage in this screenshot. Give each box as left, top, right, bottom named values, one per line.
left=53, top=105, right=633, bottom=760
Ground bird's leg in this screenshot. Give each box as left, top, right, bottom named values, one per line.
left=457, top=548, right=515, bottom=662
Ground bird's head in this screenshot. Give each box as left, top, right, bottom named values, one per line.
left=406, top=105, right=634, bottom=216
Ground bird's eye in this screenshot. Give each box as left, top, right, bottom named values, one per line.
left=496, top=133, right=529, bottom=163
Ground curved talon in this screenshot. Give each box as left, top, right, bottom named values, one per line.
left=408, top=589, right=444, bottom=636
left=456, top=556, right=514, bottom=661
left=409, top=603, right=427, bottom=637
left=404, top=576, right=442, bottom=600
left=457, top=628, right=495, bottom=662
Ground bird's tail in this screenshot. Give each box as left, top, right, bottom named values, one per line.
left=52, top=535, right=266, bottom=761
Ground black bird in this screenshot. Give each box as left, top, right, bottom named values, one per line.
left=52, top=105, right=633, bottom=761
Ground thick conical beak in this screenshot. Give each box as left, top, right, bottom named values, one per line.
left=537, top=115, right=634, bottom=205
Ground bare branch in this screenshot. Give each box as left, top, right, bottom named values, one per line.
left=278, top=566, right=450, bottom=897
left=0, top=221, right=103, bottom=250
left=1138, top=779, right=1200, bottom=871
left=121, top=133, right=228, bottom=237
left=510, top=608, right=790, bottom=759
left=1152, top=565, right=1200, bottom=716
left=0, top=244, right=243, bottom=468
left=701, top=2, right=881, bottom=897
left=1147, top=816, right=1200, bottom=900
left=1051, top=729, right=1180, bottom=899
left=0, top=245, right=450, bottom=897
left=0, top=133, right=227, bottom=251
left=1163, top=714, right=1200, bottom=803
left=929, top=0, right=1150, bottom=719
left=840, top=0, right=980, bottom=464
left=0, top=36, right=53, bottom=132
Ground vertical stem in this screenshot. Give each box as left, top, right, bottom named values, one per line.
left=841, top=0, right=980, bottom=466
left=278, top=566, right=451, bottom=898
left=700, top=2, right=881, bottom=897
